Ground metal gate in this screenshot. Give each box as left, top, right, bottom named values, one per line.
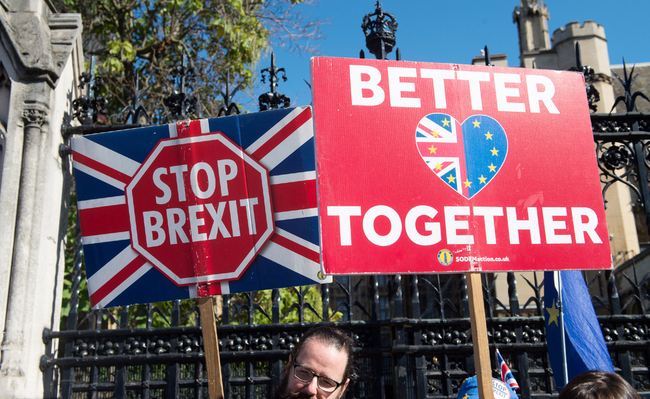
left=42, top=253, right=650, bottom=398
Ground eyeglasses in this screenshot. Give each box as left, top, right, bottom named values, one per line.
left=292, top=363, right=342, bottom=393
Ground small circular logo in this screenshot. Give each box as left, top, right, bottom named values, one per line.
left=317, top=271, right=327, bottom=280
left=437, top=249, right=453, bottom=266
left=492, top=379, right=512, bottom=399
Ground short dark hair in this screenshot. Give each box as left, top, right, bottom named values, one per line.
left=558, top=371, right=641, bottom=399
left=291, top=325, right=356, bottom=381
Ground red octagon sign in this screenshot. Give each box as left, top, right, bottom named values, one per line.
left=125, top=133, right=274, bottom=286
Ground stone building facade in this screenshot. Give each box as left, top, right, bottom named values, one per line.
left=470, top=0, right=643, bottom=311
left=0, top=1, right=83, bottom=397
left=509, top=0, right=641, bottom=266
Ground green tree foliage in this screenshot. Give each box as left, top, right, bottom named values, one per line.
left=53, top=0, right=323, bottom=121
left=228, top=286, right=342, bottom=325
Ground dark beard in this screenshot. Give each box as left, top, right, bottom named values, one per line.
left=273, top=392, right=314, bottom=399
left=273, top=373, right=315, bottom=399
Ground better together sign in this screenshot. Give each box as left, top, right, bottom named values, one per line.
left=311, top=57, right=610, bottom=274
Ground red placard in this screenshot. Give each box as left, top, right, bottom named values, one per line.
left=125, top=133, right=274, bottom=285
left=311, top=57, right=611, bottom=274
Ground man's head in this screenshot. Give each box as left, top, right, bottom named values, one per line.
left=558, top=371, right=641, bottom=399
left=274, top=326, right=355, bottom=399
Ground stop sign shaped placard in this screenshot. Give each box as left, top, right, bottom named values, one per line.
left=125, top=133, right=274, bottom=286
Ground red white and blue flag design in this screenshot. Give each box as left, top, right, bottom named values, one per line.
left=71, top=106, right=329, bottom=309
left=415, top=114, right=507, bottom=199
left=496, top=349, right=520, bottom=390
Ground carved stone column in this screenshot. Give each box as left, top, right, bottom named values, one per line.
left=0, top=105, right=47, bottom=383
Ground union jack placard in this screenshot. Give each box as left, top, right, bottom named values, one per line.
left=72, top=106, right=329, bottom=309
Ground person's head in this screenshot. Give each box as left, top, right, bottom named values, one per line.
left=558, top=371, right=641, bottom=399
left=274, top=325, right=355, bottom=399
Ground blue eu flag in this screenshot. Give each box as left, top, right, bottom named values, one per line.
left=544, top=271, right=614, bottom=389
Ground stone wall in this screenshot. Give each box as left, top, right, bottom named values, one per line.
left=0, top=1, right=83, bottom=397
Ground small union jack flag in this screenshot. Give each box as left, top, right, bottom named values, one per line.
left=71, top=106, right=330, bottom=309
left=496, top=348, right=520, bottom=390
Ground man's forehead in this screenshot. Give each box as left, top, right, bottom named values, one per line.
left=298, top=337, right=344, bottom=356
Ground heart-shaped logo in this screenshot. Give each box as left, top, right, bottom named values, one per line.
left=415, top=114, right=507, bottom=199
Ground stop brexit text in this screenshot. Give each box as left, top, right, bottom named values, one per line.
left=141, top=160, right=260, bottom=248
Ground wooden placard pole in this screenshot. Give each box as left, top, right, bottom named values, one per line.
left=466, top=272, right=494, bottom=399
left=199, top=296, right=224, bottom=399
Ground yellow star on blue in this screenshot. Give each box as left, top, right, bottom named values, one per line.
left=546, top=299, right=559, bottom=327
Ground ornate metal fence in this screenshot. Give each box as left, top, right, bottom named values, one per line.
left=42, top=241, right=650, bottom=399
left=47, top=94, right=650, bottom=399
left=45, top=109, right=650, bottom=399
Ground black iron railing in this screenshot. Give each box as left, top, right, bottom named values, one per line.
left=42, top=251, right=650, bottom=399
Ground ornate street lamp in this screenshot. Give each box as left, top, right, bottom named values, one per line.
left=361, top=1, right=400, bottom=60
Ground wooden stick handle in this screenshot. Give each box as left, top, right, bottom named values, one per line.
left=467, top=272, right=494, bottom=399
left=199, top=296, right=224, bottom=399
